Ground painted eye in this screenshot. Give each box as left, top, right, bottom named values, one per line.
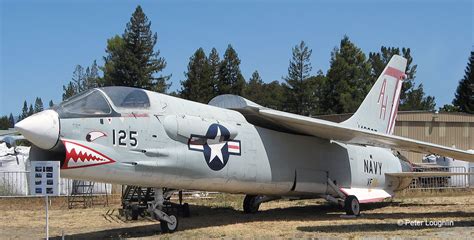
left=86, top=131, right=107, bottom=142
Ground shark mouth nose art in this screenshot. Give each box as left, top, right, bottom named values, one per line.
left=62, top=140, right=116, bottom=169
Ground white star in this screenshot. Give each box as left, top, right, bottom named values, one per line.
left=207, top=127, right=226, bottom=164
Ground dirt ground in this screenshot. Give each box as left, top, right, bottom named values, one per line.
left=0, top=192, right=473, bottom=239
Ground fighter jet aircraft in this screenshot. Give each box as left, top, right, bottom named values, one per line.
left=14, top=55, right=474, bottom=232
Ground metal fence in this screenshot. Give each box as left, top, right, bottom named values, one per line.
left=0, top=171, right=111, bottom=197
left=406, top=166, right=473, bottom=190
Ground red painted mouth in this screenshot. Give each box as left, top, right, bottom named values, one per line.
left=62, top=140, right=115, bottom=169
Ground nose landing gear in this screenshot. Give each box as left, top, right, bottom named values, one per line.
left=147, top=188, right=179, bottom=233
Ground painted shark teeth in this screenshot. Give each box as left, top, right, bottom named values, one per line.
left=62, top=140, right=115, bottom=169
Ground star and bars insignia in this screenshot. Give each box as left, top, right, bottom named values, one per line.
left=188, top=123, right=241, bottom=171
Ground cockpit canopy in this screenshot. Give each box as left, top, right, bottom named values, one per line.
left=57, top=87, right=150, bottom=118
left=101, top=87, right=150, bottom=109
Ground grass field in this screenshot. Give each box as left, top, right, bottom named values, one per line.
left=0, top=191, right=473, bottom=239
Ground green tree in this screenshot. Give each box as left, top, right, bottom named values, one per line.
left=103, top=6, right=170, bottom=92
left=62, top=82, right=77, bottom=100
left=208, top=48, right=221, bottom=97
left=282, top=41, right=314, bottom=115
left=0, top=116, right=10, bottom=130
left=322, top=36, right=372, bottom=114
left=34, top=97, right=44, bottom=113
left=368, top=46, right=435, bottom=111
left=243, top=71, right=265, bottom=102
left=84, top=60, right=101, bottom=89
left=179, top=48, right=213, bottom=103
left=439, top=104, right=460, bottom=112
left=49, top=100, right=54, bottom=108
left=453, top=51, right=474, bottom=113
left=28, top=104, right=34, bottom=117
left=217, top=45, right=246, bottom=95
left=20, top=101, right=28, bottom=120
left=261, top=80, right=286, bottom=110
left=8, top=113, right=14, bottom=128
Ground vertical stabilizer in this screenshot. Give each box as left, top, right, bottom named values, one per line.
left=341, top=55, right=407, bottom=135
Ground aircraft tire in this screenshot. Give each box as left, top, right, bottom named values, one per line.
left=243, top=195, right=260, bottom=214
left=344, top=195, right=360, bottom=216
left=160, top=214, right=178, bottom=233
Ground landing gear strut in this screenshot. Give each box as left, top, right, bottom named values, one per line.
left=325, top=178, right=361, bottom=216
left=148, top=188, right=179, bottom=233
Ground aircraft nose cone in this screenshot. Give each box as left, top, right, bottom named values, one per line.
left=15, top=109, right=60, bottom=149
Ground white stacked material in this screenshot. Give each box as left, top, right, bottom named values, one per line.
left=0, top=143, right=30, bottom=195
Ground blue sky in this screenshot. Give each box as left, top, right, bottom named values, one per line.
left=1, top=0, right=472, bottom=117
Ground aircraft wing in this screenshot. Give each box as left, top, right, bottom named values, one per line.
left=208, top=95, right=474, bottom=163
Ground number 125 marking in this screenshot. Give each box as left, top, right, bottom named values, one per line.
left=112, top=130, right=138, bottom=147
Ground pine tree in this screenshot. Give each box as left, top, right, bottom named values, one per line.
left=49, top=100, right=54, bottom=108
left=368, top=46, right=435, bottom=111
left=243, top=71, right=265, bottom=102
left=34, top=97, right=44, bottom=113
left=84, top=60, right=101, bottom=89
left=453, top=51, right=474, bottom=113
left=72, top=65, right=85, bottom=92
left=217, top=45, right=246, bottom=95
left=282, top=41, right=316, bottom=115
left=208, top=48, right=221, bottom=97
left=322, top=36, right=372, bottom=114
left=63, top=82, right=77, bottom=100
left=103, top=5, right=170, bottom=92
left=0, top=116, right=10, bottom=130
left=262, top=80, right=286, bottom=110
left=28, top=104, right=34, bottom=117
left=8, top=113, right=14, bottom=128
left=20, top=101, right=28, bottom=120
left=179, top=48, right=213, bottom=103
left=439, top=104, right=460, bottom=112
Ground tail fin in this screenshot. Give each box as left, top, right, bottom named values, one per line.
left=341, top=55, right=407, bottom=135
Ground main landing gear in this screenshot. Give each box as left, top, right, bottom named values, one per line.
left=243, top=195, right=280, bottom=213
left=344, top=195, right=360, bottom=216
left=325, top=178, right=361, bottom=216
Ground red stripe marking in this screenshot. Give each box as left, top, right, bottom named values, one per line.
left=228, top=145, right=240, bottom=149
left=385, top=80, right=400, bottom=134
left=384, top=66, right=405, bottom=79
left=389, top=93, right=401, bottom=134
left=386, top=79, right=402, bottom=133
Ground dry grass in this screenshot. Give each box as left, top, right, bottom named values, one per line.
left=0, top=192, right=473, bottom=239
